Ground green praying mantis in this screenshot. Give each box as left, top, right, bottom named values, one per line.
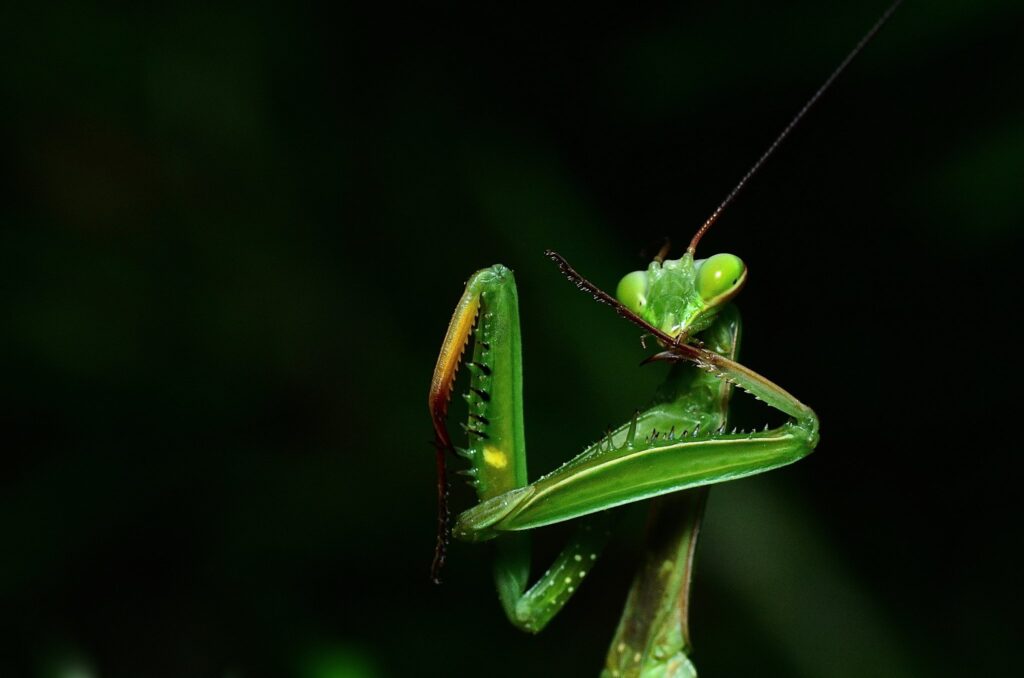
left=428, top=3, right=901, bottom=676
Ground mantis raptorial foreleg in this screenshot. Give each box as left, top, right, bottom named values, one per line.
left=429, top=265, right=611, bottom=632
left=452, top=341, right=818, bottom=540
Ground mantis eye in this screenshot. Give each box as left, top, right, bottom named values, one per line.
left=616, top=271, right=649, bottom=314
left=696, top=253, right=746, bottom=304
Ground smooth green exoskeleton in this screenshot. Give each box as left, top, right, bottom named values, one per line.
left=427, top=3, right=902, bottom=674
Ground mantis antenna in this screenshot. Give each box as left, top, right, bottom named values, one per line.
left=687, top=0, right=904, bottom=255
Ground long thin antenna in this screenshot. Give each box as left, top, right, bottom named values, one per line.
left=687, top=0, right=903, bottom=255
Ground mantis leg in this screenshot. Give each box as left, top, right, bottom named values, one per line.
left=429, top=265, right=611, bottom=633
left=453, top=306, right=818, bottom=541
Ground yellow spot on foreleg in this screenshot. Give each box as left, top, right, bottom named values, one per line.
left=483, top=446, right=508, bottom=469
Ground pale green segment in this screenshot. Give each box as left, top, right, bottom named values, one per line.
left=694, top=347, right=818, bottom=441
left=456, top=425, right=811, bottom=539
left=458, top=265, right=528, bottom=499
left=456, top=265, right=611, bottom=633
left=504, top=517, right=612, bottom=633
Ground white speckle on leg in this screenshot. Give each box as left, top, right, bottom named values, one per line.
left=579, top=571, right=586, bottom=578
left=574, top=554, right=582, bottom=562
left=590, top=553, right=597, bottom=560
left=564, top=577, right=572, bottom=584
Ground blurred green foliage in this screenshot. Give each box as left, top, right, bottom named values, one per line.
left=1, top=1, right=1021, bottom=676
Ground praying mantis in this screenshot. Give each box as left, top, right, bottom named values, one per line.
left=427, top=3, right=901, bottom=676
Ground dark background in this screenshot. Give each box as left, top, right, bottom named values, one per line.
left=3, top=1, right=1021, bottom=676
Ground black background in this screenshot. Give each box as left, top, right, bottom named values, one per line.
left=3, top=1, right=1022, bottom=676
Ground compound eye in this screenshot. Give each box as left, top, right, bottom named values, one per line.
left=616, top=270, right=649, bottom=314
left=696, top=253, right=745, bottom=304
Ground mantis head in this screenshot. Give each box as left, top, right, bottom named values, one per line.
left=615, top=252, right=746, bottom=339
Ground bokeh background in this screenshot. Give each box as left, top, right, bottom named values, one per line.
left=3, top=1, right=1022, bottom=676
